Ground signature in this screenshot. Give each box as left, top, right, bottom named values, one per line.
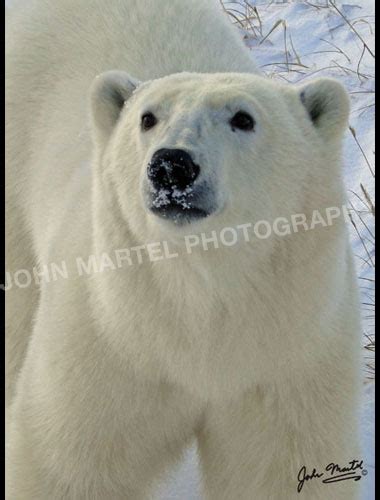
left=297, top=459, right=366, bottom=493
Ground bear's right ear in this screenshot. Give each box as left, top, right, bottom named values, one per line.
left=90, top=70, right=140, bottom=148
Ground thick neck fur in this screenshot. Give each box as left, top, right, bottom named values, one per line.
left=90, top=168, right=353, bottom=402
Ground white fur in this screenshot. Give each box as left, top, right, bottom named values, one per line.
left=6, top=1, right=362, bottom=499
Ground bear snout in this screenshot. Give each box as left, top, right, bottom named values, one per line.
left=145, top=149, right=219, bottom=225
left=147, top=149, right=200, bottom=191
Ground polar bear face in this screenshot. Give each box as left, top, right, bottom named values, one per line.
left=91, top=72, right=349, bottom=238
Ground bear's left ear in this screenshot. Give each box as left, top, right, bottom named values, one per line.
left=298, top=78, right=350, bottom=139
left=90, top=70, right=141, bottom=149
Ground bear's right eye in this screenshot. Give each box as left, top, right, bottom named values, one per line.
left=141, top=112, right=157, bottom=131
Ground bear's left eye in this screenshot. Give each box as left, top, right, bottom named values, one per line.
left=230, top=111, right=255, bottom=132
left=141, top=112, right=157, bottom=131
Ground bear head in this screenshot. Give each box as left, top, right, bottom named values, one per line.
left=90, top=71, right=349, bottom=243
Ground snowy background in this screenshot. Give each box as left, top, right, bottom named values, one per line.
left=6, top=0, right=374, bottom=499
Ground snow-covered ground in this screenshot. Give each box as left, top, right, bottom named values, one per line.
left=6, top=0, right=374, bottom=498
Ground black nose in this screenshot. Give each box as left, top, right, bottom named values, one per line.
left=147, top=149, right=200, bottom=190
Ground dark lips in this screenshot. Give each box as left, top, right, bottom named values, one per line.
left=150, top=202, right=209, bottom=224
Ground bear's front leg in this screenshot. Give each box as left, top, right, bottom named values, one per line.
left=7, top=367, right=202, bottom=500
left=6, top=297, right=203, bottom=500
left=197, top=354, right=361, bottom=500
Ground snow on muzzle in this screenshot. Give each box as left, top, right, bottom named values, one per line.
left=146, top=148, right=213, bottom=224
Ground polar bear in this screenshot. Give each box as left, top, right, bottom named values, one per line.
left=6, top=0, right=362, bottom=499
